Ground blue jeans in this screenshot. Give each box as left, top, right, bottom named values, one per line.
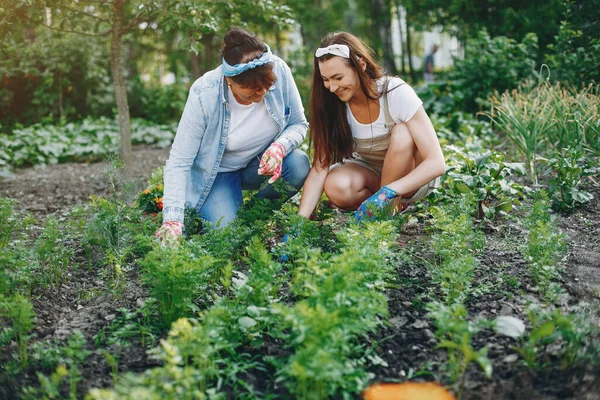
left=198, top=148, right=310, bottom=227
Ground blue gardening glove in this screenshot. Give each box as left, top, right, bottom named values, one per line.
left=355, top=186, right=398, bottom=221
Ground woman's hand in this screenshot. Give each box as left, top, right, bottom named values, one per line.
left=258, top=142, right=285, bottom=184
left=155, top=221, right=184, bottom=247
left=355, top=186, right=398, bottom=221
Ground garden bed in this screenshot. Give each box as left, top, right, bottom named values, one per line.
left=0, top=145, right=598, bottom=400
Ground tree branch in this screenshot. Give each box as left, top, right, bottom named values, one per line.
left=57, top=5, right=111, bottom=23
left=12, top=6, right=111, bottom=36
left=42, top=22, right=112, bottom=37
left=119, top=10, right=158, bottom=35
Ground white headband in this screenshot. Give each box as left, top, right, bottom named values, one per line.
left=315, top=44, right=350, bottom=59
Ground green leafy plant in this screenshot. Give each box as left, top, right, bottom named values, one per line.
left=140, top=246, right=216, bottom=329
left=523, top=192, right=568, bottom=298
left=0, top=118, right=175, bottom=170
left=0, top=197, right=34, bottom=248
left=35, top=216, right=73, bottom=288
left=136, top=166, right=165, bottom=214
left=428, top=302, right=492, bottom=398
left=442, top=147, right=525, bottom=220
left=0, top=293, right=36, bottom=368
left=21, top=364, right=69, bottom=400
left=547, top=147, right=598, bottom=211
left=136, top=184, right=164, bottom=214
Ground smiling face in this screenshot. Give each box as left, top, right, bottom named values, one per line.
left=318, top=56, right=363, bottom=103
left=227, top=78, right=268, bottom=105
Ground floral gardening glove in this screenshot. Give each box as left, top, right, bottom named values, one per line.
left=155, top=220, right=184, bottom=247
left=258, top=142, right=285, bottom=184
left=354, top=186, right=398, bottom=222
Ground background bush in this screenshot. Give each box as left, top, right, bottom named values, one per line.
left=449, top=30, right=538, bottom=112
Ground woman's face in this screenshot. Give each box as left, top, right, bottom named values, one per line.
left=227, top=79, right=268, bottom=105
left=318, top=56, right=362, bottom=102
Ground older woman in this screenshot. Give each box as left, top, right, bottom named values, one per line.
left=157, top=28, right=309, bottom=244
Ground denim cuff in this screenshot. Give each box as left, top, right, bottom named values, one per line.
left=162, top=206, right=185, bottom=223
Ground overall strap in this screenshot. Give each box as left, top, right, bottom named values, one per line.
left=382, top=77, right=404, bottom=130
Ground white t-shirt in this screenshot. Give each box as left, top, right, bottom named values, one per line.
left=346, top=77, right=422, bottom=139
left=219, top=86, right=279, bottom=172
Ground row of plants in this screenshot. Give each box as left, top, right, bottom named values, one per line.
left=1, top=157, right=599, bottom=399
left=0, top=118, right=176, bottom=171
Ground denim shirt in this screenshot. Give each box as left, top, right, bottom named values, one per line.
left=162, top=55, right=309, bottom=223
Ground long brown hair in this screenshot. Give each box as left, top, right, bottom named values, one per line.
left=309, top=32, right=384, bottom=167
left=222, top=28, right=275, bottom=91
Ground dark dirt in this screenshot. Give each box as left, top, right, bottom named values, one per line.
left=0, top=147, right=599, bottom=399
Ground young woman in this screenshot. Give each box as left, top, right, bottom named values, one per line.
left=157, top=28, right=310, bottom=244
left=298, top=32, right=445, bottom=221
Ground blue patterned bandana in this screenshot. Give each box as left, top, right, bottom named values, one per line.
left=222, top=44, right=273, bottom=77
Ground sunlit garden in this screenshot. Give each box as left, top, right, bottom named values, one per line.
left=1, top=1, right=599, bottom=399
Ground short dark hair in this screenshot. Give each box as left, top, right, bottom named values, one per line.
left=222, top=28, right=275, bottom=90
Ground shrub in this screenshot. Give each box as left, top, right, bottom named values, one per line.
left=450, top=30, right=538, bottom=112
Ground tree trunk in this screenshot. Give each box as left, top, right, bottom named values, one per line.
left=405, top=16, right=416, bottom=83
left=202, top=33, right=216, bottom=75
left=381, top=0, right=397, bottom=74
left=111, top=0, right=132, bottom=166
left=393, top=0, right=406, bottom=75
left=190, top=51, right=202, bottom=80
left=58, top=69, right=64, bottom=119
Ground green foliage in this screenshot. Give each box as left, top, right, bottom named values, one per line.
left=128, top=80, right=188, bottom=125
left=275, top=222, right=398, bottom=399
left=35, top=216, right=73, bottom=288
left=489, top=82, right=556, bottom=185
left=428, top=301, right=492, bottom=395
left=0, top=28, right=111, bottom=130
left=140, top=247, right=216, bottom=328
left=450, top=30, right=538, bottom=112
left=0, top=118, right=175, bottom=169
left=0, top=293, right=36, bottom=369
left=546, top=2, right=600, bottom=86
left=523, top=192, right=568, bottom=298
left=21, top=365, right=68, bottom=400
left=83, top=161, right=159, bottom=269
left=136, top=185, right=164, bottom=214
left=511, top=302, right=599, bottom=371
left=417, top=82, right=466, bottom=116
left=547, top=147, right=598, bottom=211
left=544, top=83, right=600, bottom=154
left=24, top=329, right=91, bottom=400
left=0, top=197, right=34, bottom=248
left=442, top=147, right=525, bottom=221
left=430, top=112, right=497, bottom=148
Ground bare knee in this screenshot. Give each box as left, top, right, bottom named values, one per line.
left=324, top=173, right=361, bottom=209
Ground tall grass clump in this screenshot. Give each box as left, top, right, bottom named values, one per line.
left=489, top=82, right=556, bottom=185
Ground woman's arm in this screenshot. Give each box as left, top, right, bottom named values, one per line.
left=297, top=164, right=329, bottom=218
left=386, top=107, right=446, bottom=196
left=162, top=87, right=207, bottom=223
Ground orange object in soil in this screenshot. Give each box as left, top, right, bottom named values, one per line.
left=363, top=382, right=456, bottom=400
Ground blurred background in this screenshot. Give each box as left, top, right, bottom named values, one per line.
left=0, top=0, right=598, bottom=142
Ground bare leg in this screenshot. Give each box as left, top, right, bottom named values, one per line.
left=324, top=163, right=380, bottom=210
left=380, top=123, right=424, bottom=191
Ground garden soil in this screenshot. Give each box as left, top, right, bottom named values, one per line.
left=0, top=144, right=598, bottom=399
